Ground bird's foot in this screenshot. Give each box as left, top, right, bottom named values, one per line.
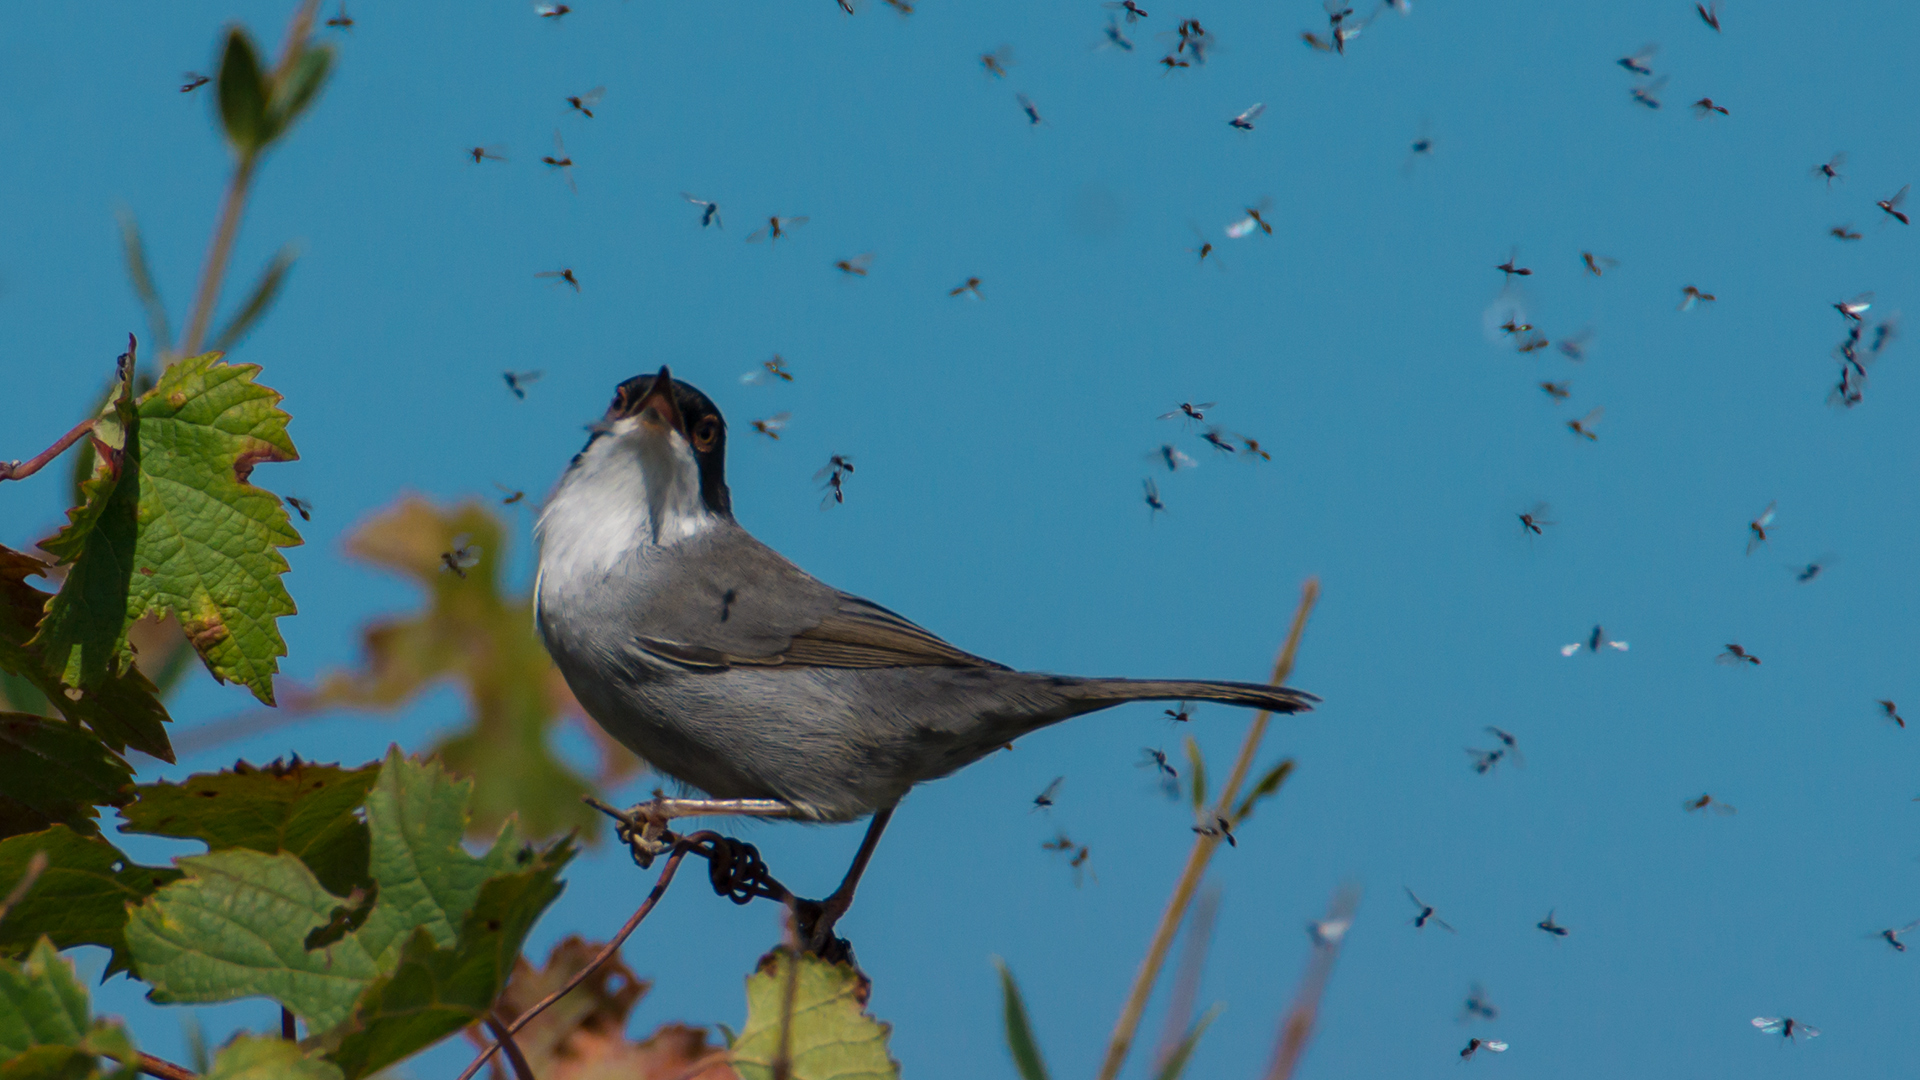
left=792, top=894, right=857, bottom=965
left=585, top=792, right=680, bottom=868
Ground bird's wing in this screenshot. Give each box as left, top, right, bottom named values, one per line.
left=628, top=525, right=1000, bottom=671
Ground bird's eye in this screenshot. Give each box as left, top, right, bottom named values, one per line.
left=693, top=416, right=719, bottom=450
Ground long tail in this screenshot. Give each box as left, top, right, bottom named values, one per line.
left=1065, top=678, right=1317, bottom=715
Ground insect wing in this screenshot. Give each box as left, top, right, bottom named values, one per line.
left=1752, top=1018, right=1785, bottom=1034
left=1226, top=215, right=1259, bottom=238
left=1481, top=1041, right=1507, bottom=1053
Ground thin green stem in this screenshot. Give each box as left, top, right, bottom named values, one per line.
left=1093, top=578, right=1319, bottom=1080
left=178, top=154, right=255, bottom=357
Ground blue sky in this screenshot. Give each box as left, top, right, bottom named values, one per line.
left=4, top=1, right=1919, bottom=1077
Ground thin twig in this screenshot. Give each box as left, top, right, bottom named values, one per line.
left=1263, top=885, right=1361, bottom=1080
left=453, top=842, right=694, bottom=1080
left=485, top=1015, right=537, bottom=1080
left=0, top=417, right=99, bottom=483
left=0, top=850, right=49, bottom=925
left=1150, top=887, right=1219, bottom=1074
left=137, top=1053, right=198, bottom=1080
left=1093, top=578, right=1320, bottom=1080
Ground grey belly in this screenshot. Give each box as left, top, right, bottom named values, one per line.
left=553, top=659, right=1091, bottom=822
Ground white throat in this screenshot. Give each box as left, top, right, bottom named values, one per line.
left=536, top=418, right=720, bottom=583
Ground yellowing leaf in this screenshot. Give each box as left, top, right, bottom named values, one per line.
left=203, top=1035, right=343, bottom=1080
left=470, top=936, right=737, bottom=1080
left=298, top=497, right=633, bottom=841
left=733, top=952, right=898, bottom=1080
left=33, top=353, right=301, bottom=706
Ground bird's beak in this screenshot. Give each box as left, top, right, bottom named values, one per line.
left=636, top=365, right=684, bottom=435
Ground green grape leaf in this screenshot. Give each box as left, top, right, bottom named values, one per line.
left=0, top=547, right=172, bottom=763
left=0, top=828, right=179, bottom=977
left=293, top=498, right=623, bottom=842
left=0, top=938, right=140, bottom=1080
left=0, top=715, right=135, bottom=839
left=118, top=758, right=377, bottom=896
left=351, top=748, right=531, bottom=971
left=32, top=352, right=301, bottom=706
left=204, top=1035, right=342, bottom=1080
left=733, top=952, right=898, bottom=1080
left=323, top=850, right=571, bottom=1080
left=123, top=849, right=380, bottom=1031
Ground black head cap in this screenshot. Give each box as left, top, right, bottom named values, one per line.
left=605, top=366, right=733, bottom=517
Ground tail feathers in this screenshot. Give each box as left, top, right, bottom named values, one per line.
left=1069, top=678, right=1317, bottom=715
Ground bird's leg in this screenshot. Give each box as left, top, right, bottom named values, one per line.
left=795, top=807, right=894, bottom=959
left=585, top=792, right=803, bottom=868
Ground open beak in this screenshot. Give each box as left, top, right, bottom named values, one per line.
left=636, top=365, right=684, bottom=435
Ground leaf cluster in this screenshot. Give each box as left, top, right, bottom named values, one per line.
left=2, top=749, right=572, bottom=1079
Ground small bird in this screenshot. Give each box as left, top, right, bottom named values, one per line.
left=1537, top=910, right=1569, bottom=937
left=534, top=370, right=1317, bottom=940
left=1879, top=700, right=1904, bottom=728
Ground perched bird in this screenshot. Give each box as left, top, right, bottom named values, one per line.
left=533, top=370, right=1317, bottom=932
